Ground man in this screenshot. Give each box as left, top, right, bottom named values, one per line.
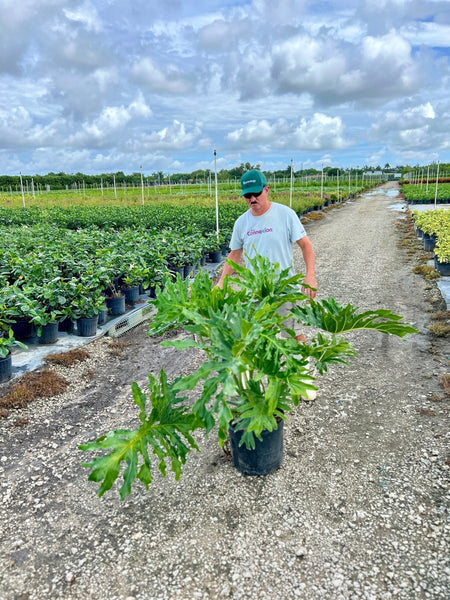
left=217, top=169, right=317, bottom=309
left=217, top=168, right=318, bottom=399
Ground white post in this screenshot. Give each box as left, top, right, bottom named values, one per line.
left=289, top=158, right=293, bottom=208
left=320, top=163, right=324, bottom=204
left=101, top=177, right=104, bottom=196
left=19, top=172, right=25, bottom=207
left=214, top=150, right=219, bottom=236
left=348, top=169, right=351, bottom=195
left=434, top=161, right=440, bottom=206
left=140, top=166, right=144, bottom=205
left=337, top=169, right=339, bottom=202
left=113, top=174, right=117, bottom=200
left=31, top=177, right=35, bottom=201
left=426, top=165, right=430, bottom=194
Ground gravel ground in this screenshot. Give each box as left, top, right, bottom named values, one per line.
left=0, top=182, right=449, bottom=600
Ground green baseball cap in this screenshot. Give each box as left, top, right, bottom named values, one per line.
left=240, top=169, right=267, bottom=196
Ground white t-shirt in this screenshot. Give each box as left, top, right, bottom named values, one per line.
left=230, top=202, right=306, bottom=275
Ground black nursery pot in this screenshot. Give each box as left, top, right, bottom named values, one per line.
left=183, top=265, right=195, bottom=279
left=209, top=250, right=222, bottom=263
left=38, top=322, right=59, bottom=345
left=11, top=319, right=36, bottom=340
left=58, top=318, right=75, bottom=334
left=0, top=353, right=12, bottom=383
left=122, top=285, right=140, bottom=305
left=77, top=316, right=98, bottom=337
left=105, top=295, right=126, bottom=316
left=97, top=308, right=107, bottom=325
left=229, top=420, right=284, bottom=476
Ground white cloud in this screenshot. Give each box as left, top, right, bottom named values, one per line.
left=68, top=96, right=152, bottom=147
left=0, top=0, right=448, bottom=173
left=197, top=19, right=244, bottom=52
left=271, top=34, right=347, bottom=97
left=252, top=0, right=309, bottom=25
left=226, top=113, right=349, bottom=151
left=0, top=107, right=33, bottom=143
left=370, top=100, right=449, bottom=157
left=63, top=1, right=102, bottom=33
left=128, top=121, right=202, bottom=152
left=131, top=57, right=196, bottom=95
left=401, top=21, right=450, bottom=47
left=269, top=30, right=423, bottom=104
left=291, top=113, right=349, bottom=150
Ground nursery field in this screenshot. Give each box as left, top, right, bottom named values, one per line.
left=0, top=178, right=374, bottom=211
left=0, top=182, right=448, bottom=600
left=0, top=178, right=381, bottom=354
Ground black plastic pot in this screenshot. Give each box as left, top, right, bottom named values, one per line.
left=11, top=319, right=36, bottom=340
left=97, top=309, right=107, bottom=325
left=122, top=285, right=140, bottom=305
left=77, top=316, right=98, bottom=337
left=168, top=265, right=185, bottom=280
left=0, top=352, right=12, bottom=383
left=105, top=295, right=126, bottom=316
left=209, top=250, right=222, bottom=263
left=423, top=234, right=437, bottom=252
left=434, top=257, right=450, bottom=276
left=183, top=265, right=195, bottom=279
left=38, top=322, right=59, bottom=345
left=229, top=420, right=284, bottom=476
left=58, top=318, right=75, bottom=334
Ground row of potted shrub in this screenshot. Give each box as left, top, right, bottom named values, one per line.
left=402, top=183, right=450, bottom=204
left=0, top=223, right=233, bottom=381
left=412, top=209, right=450, bottom=275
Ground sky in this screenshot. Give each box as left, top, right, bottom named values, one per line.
left=0, top=0, right=449, bottom=176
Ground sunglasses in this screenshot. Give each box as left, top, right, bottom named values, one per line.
left=243, top=187, right=265, bottom=200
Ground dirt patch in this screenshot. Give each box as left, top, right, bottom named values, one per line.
left=0, top=182, right=448, bottom=600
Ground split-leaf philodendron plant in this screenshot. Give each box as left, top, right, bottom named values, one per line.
left=80, top=252, right=418, bottom=500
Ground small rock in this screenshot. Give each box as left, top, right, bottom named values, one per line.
left=65, top=572, right=76, bottom=584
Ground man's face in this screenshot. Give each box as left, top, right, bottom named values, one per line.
left=243, top=186, right=270, bottom=215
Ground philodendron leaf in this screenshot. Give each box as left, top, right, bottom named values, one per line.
left=292, top=297, right=419, bottom=337
left=160, top=337, right=201, bottom=351
left=79, top=371, right=205, bottom=500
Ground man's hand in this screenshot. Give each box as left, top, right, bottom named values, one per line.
left=215, top=249, right=243, bottom=288
left=296, top=237, right=317, bottom=298
left=302, top=273, right=317, bottom=298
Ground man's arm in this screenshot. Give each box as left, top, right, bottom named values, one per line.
left=216, top=249, right=243, bottom=288
left=296, top=236, right=317, bottom=298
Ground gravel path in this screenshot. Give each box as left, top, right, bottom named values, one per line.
left=0, top=182, right=449, bottom=600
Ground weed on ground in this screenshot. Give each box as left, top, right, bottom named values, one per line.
left=428, top=310, right=450, bottom=337
left=44, top=347, right=90, bottom=366
left=439, top=373, right=450, bottom=396
left=0, top=369, right=68, bottom=418
left=107, top=340, right=128, bottom=356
